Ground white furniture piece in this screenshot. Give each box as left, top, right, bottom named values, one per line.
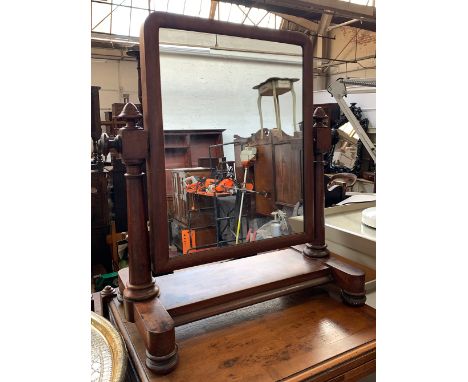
left=362, top=207, right=376, bottom=228
left=327, top=78, right=376, bottom=163
left=288, top=200, right=376, bottom=308
left=253, top=77, right=299, bottom=138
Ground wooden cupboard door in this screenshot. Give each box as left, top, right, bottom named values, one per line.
left=254, top=143, right=275, bottom=216
left=274, top=139, right=302, bottom=207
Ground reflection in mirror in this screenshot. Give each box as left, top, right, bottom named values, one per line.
left=158, top=29, right=304, bottom=257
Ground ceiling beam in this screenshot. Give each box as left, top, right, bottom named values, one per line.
left=327, top=19, right=360, bottom=32
left=317, top=13, right=333, bottom=36
left=279, top=18, right=288, bottom=30
left=223, top=0, right=375, bottom=31
left=315, top=13, right=334, bottom=89
left=300, top=0, right=374, bottom=20
left=209, top=1, right=218, bottom=20
left=231, top=0, right=374, bottom=21
left=274, top=13, right=319, bottom=32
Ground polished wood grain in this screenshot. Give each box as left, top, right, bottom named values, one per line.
left=155, top=248, right=329, bottom=313
left=110, top=289, right=376, bottom=382
left=119, top=248, right=333, bottom=326
left=326, top=253, right=376, bottom=283
left=117, top=104, right=159, bottom=303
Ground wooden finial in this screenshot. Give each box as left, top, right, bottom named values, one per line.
left=313, top=106, right=327, bottom=124
left=100, top=285, right=115, bottom=298
left=117, top=102, right=142, bottom=129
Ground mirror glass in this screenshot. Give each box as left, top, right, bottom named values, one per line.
left=157, top=28, right=304, bottom=257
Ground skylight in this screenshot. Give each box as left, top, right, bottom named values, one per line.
left=338, top=0, right=376, bottom=5
left=91, top=0, right=283, bottom=38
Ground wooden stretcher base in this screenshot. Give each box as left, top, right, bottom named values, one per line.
left=117, top=247, right=367, bottom=375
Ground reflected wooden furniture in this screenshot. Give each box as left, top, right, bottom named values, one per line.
left=169, top=167, right=213, bottom=225
left=163, top=129, right=225, bottom=209
left=234, top=76, right=303, bottom=216
left=234, top=128, right=303, bottom=216
left=107, top=130, right=225, bottom=232
left=169, top=167, right=217, bottom=254
left=109, top=287, right=376, bottom=382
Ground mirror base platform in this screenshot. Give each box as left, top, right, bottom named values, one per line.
left=115, top=246, right=366, bottom=375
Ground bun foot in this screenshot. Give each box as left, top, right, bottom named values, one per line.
left=341, top=290, right=366, bottom=307
left=303, top=243, right=330, bottom=258
left=146, top=346, right=179, bottom=374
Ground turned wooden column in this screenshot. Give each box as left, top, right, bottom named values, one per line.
left=117, top=103, right=159, bottom=304
left=304, top=107, right=331, bottom=258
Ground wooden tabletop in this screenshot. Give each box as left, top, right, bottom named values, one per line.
left=110, top=288, right=376, bottom=382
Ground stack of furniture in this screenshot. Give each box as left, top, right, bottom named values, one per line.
left=106, top=128, right=225, bottom=234
left=169, top=167, right=216, bottom=255
left=163, top=129, right=225, bottom=216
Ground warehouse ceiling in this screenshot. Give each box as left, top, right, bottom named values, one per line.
left=91, top=0, right=376, bottom=48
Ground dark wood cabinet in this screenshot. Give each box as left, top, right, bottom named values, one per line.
left=91, top=170, right=111, bottom=271
left=163, top=129, right=224, bottom=190
left=234, top=129, right=303, bottom=216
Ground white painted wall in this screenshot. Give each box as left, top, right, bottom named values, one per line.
left=91, top=59, right=139, bottom=112
left=160, top=52, right=302, bottom=159
left=92, top=49, right=303, bottom=160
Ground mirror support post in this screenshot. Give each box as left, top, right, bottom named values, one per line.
left=304, top=107, right=331, bottom=258
left=114, top=104, right=160, bottom=309
left=113, top=103, right=178, bottom=374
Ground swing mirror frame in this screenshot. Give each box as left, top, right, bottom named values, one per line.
left=140, top=12, right=316, bottom=275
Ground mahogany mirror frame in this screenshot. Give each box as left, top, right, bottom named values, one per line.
left=140, top=12, right=315, bottom=275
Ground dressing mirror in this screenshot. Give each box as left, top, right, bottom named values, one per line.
left=139, top=13, right=315, bottom=274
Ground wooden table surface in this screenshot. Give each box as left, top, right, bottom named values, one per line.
left=110, top=287, right=376, bottom=382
